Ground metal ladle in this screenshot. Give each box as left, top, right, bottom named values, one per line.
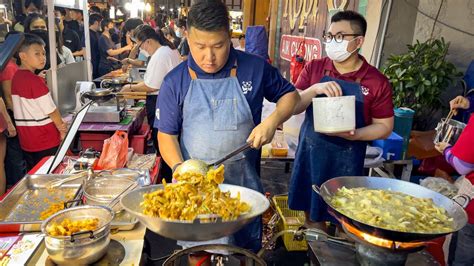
left=176, top=142, right=253, bottom=176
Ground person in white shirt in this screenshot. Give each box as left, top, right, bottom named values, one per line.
left=235, top=34, right=245, bottom=51
left=58, top=45, right=75, bottom=66
left=121, top=25, right=180, bottom=152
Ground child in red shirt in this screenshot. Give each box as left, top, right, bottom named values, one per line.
left=11, top=34, right=67, bottom=170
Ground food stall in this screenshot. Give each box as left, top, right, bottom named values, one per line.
left=0, top=1, right=158, bottom=264
left=0, top=0, right=471, bottom=264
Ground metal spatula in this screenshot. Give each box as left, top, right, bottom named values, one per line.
left=176, top=142, right=253, bottom=176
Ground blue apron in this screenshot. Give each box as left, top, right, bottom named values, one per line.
left=288, top=73, right=367, bottom=222
left=178, top=63, right=263, bottom=252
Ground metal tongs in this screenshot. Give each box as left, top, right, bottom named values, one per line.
left=176, top=142, right=253, bottom=176
left=46, top=171, right=88, bottom=189
left=441, top=98, right=460, bottom=143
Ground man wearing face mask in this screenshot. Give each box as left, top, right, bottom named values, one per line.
left=175, top=18, right=189, bottom=61
left=288, top=11, right=394, bottom=231
left=97, top=19, right=132, bottom=77
left=55, top=7, right=81, bottom=54
left=13, top=0, right=42, bottom=32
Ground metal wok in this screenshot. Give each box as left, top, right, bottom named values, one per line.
left=81, top=88, right=116, bottom=103
left=81, top=88, right=147, bottom=103
left=120, top=184, right=269, bottom=241
left=312, top=176, right=468, bottom=242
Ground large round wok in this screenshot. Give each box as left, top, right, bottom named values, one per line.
left=312, top=176, right=468, bottom=242
left=120, top=184, right=269, bottom=241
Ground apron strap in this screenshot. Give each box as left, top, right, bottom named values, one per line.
left=230, top=66, right=237, bottom=77
left=188, top=67, right=198, bottom=80
left=230, top=60, right=238, bottom=77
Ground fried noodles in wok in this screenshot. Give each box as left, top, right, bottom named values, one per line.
left=141, top=165, right=250, bottom=221
left=330, top=187, right=454, bottom=233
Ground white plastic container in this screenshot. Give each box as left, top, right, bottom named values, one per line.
left=312, top=96, right=355, bottom=133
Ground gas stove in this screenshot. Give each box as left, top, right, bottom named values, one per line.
left=305, top=221, right=440, bottom=266
left=308, top=239, right=438, bottom=266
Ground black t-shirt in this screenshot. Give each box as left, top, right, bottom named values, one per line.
left=98, top=34, right=117, bottom=71
left=81, top=29, right=100, bottom=78
left=172, top=37, right=181, bottom=50
left=64, top=20, right=79, bottom=34
left=62, top=28, right=81, bottom=53
left=178, top=38, right=189, bottom=56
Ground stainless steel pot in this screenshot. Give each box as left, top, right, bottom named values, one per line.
left=83, top=176, right=136, bottom=213
left=41, top=205, right=114, bottom=265
left=434, top=118, right=466, bottom=145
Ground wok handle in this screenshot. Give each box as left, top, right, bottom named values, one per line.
left=63, top=199, right=83, bottom=209
left=453, top=194, right=472, bottom=208
left=312, top=185, right=321, bottom=195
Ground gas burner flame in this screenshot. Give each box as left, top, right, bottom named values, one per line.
left=341, top=221, right=426, bottom=250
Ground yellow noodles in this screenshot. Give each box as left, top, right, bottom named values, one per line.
left=141, top=165, right=250, bottom=221
left=46, top=218, right=100, bottom=236
left=40, top=203, right=66, bottom=220
left=330, top=187, right=454, bottom=233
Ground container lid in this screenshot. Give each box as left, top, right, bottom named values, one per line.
left=394, top=107, right=415, bottom=117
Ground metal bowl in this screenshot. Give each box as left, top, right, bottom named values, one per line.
left=41, top=205, right=114, bottom=265
left=120, top=184, right=269, bottom=241
left=83, top=176, right=136, bottom=213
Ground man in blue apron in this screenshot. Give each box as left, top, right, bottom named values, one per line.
left=288, top=11, right=394, bottom=231
left=155, top=0, right=299, bottom=256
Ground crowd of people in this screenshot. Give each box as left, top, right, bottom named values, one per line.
left=0, top=1, right=193, bottom=195
left=0, top=0, right=472, bottom=265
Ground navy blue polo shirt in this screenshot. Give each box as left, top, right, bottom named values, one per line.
left=156, top=47, right=295, bottom=135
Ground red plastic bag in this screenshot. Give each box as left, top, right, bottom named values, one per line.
left=290, top=40, right=306, bottom=84
left=97, top=131, right=129, bottom=170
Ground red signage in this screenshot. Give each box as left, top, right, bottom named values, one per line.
left=279, top=35, right=322, bottom=62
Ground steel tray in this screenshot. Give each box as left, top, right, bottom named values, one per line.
left=0, top=175, right=83, bottom=232
left=111, top=211, right=138, bottom=231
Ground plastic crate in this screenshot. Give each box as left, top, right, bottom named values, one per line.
left=372, top=132, right=403, bottom=160
left=273, top=195, right=307, bottom=251
left=130, top=124, right=150, bottom=154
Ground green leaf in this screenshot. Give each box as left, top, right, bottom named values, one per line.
left=405, top=81, right=417, bottom=88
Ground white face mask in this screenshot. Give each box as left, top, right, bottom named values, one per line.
left=140, top=48, right=150, bottom=58
left=175, top=29, right=183, bottom=38
left=324, top=38, right=359, bottom=62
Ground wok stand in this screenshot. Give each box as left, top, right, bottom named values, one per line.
left=164, top=244, right=266, bottom=266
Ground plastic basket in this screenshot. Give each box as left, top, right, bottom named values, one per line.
left=273, top=195, right=307, bottom=251
left=131, top=124, right=151, bottom=154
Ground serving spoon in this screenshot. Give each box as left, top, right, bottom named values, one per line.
left=175, top=142, right=253, bottom=177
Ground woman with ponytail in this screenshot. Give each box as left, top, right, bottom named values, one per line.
left=120, top=24, right=180, bottom=153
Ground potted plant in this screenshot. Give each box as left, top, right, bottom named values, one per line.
left=382, top=38, right=462, bottom=130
